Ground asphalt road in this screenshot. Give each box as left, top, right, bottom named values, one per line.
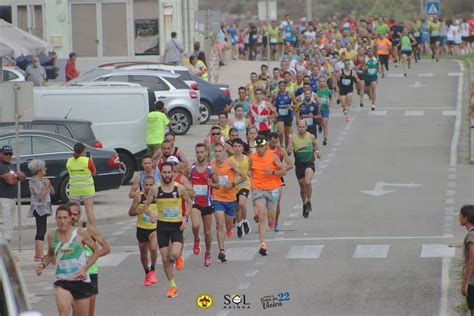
left=12, top=59, right=474, bottom=316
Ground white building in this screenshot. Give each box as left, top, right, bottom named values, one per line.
left=0, top=0, right=198, bottom=72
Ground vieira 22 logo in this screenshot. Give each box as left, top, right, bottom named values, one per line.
left=223, top=294, right=250, bottom=309
left=260, top=291, right=290, bottom=309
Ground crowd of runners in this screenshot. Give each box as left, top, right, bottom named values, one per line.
left=30, top=12, right=474, bottom=316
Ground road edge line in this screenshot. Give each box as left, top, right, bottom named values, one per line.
left=449, top=60, right=463, bottom=167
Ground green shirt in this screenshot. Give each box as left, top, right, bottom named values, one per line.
left=292, top=132, right=314, bottom=163
left=428, top=21, right=440, bottom=36
left=365, top=57, right=378, bottom=78
left=401, top=35, right=412, bottom=51
left=317, top=88, right=332, bottom=112
left=146, top=111, right=169, bottom=145
left=375, top=23, right=389, bottom=36
left=266, top=26, right=280, bottom=43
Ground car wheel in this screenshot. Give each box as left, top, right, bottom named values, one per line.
left=117, top=152, right=135, bottom=185
left=58, top=176, right=70, bottom=203
left=199, top=100, right=212, bottom=124
left=169, top=109, right=192, bottom=135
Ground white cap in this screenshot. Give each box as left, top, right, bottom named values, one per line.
left=167, top=156, right=180, bottom=164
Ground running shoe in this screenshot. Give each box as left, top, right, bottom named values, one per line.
left=204, top=253, right=212, bottom=267
left=404, top=73, right=407, bottom=77
left=169, top=257, right=175, bottom=266
left=307, top=202, right=312, bottom=212
left=342, top=109, right=347, bottom=116
left=318, top=125, right=323, bottom=134
left=303, top=203, right=310, bottom=218
left=144, top=272, right=152, bottom=286
left=193, top=238, right=201, bottom=255
left=237, top=223, right=243, bottom=238
left=218, top=250, right=227, bottom=263
left=323, top=138, right=328, bottom=146
left=344, top=115, right=350, bottom=123
left=382, top=73, right=385, bottom=78
left=371, top=105, right=375, bottom=111
left=360, top=102, right=364, bottom=107
left=226, top=229, right=234, bottom=239
left=274, top=223, right=280, bottom=232
left=149, top=271, right=157, bottom=284
left=166, top=287, right=178, bottom=298
left=268, top=222, right=275, bottom=230
left=243, top=220, right=251, bottom=235
left=259, top=243, right=268, bottom=256
left=175, top=256, right=184, bottom=271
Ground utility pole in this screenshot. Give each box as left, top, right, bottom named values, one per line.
left=306, top=0, right=312, bottom=21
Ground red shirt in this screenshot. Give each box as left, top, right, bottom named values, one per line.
left=469, top=18, right=474, bottom=36
left=250, top=101, right=272, bottom=132
left=189, top=164, right=212, bottom=207
left=65, top=60, right=79, bottom=81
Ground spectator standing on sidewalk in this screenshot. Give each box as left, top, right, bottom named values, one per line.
left=147, top=101, right=170, bottom=155
left=27, top=159, right=54, bottom=262
left=191, top=41, right=207, bottom=66
left=208, top=34, right=222, bottom=83
left=163, top=32, right=183, bottom=65
left=25, top=56, right=47, bottom=86
left=0, top=145, right=26, bottom=243
left=65, top=52, right=80, bottom=81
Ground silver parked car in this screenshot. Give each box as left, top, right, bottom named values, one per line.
left=0, top=240, right=41, bottom=315
left=67, top=69, right=200, bottom=135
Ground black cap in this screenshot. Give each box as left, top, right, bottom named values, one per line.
left=255, top=136, right=267, bottom=146
left=0, top=145, right=13, bottom=154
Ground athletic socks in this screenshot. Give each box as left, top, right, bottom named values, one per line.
left=169, top=278, right=177, bottom=288
left=150, top=264, right=155, bottom=272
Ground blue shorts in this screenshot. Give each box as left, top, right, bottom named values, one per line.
left=320, top=110, right=329, bottom=118
left=213, top=200, right=237, bottom=217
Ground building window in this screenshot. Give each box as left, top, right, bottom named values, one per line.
left=0, top=6, right=12, bottom=23
left=17, top=5, right=44, bottom=39
left=133, top=0, right=159, bottom=55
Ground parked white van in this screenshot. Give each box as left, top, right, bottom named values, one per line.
left=33, top=86, right=151, bottom=183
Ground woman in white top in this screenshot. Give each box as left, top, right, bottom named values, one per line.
left=460, top=19, right=472, bottom=55
left=446, top=20, right=460, bottom=55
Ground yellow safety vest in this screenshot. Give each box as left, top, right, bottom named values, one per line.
left=66, top=156, right=95, bottom=196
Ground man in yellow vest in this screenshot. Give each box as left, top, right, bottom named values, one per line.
left=66, top=143, right=97, bottom=226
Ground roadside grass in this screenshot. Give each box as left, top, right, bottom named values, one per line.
left=453, top=258, right=469, bottom=315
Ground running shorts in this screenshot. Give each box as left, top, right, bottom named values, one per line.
left=213, top=200, right=237, bottom=217
left=90, top=274, right=98, bottom=295
left=257, top=130, right=270, bottom=139
left=156, top=221, right=183, bottom=249
left=192, top=204, right=214, bottom=216
left=136, top=227, right=155, bottom=243
left=252, top=188, right=279, bottom=210
left=295, top=161, right=315, bottom=180
left=401, top=50, right=412, bottom=56
left=364, top=76, right=377, bottom=86
left=339, top=85, right=354, bottom=96
left=277, top=117, right=293, bottom=126
left=430, top=36, right=440, bottom=44
left=467, top=284, right=474, bottom=309
left=54, top=280, right=94, bottom=300
left=236, top=188, right=250, bottom=199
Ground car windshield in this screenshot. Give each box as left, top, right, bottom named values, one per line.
left=175, top=70, right=192, bottom=81
left=64, top=68, right=111, bottom=86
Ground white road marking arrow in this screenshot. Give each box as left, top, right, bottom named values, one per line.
left=361, top=181, right=422, bottom=197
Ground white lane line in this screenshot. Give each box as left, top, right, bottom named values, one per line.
left=286, top=245, right=324, bottom=259
left=293, top=204, right=302, bottom=210
left=417, top=72, right=434, bottom=77
left=369, top=110, right=387, bottom=116
left=315, top=170, right=323, bottom=176
left=445, top=190, right=455, bottom=196
left=446, top=181, right=456, bottom=188
left=114, top=219, right=135, bottom=225
left=444, top=206, right=455, bottom=213
left=353, top=244, right=390, bottom=258
left=446, top=199, right=455, bottom=204
left=337, top=136, right=344, bottom=141
left=330, top=147, right=337, bottom=152
left=443, top=110, right=458, bottom=116
left=283, top=221, right=293, bottom=226
left=321, top=159, right=331, bottom=164
left=225, top=247, right=258, bottom=261
left=404, top=110, right=424, bottom=116
left=319, top=164, right=327, bottom=169
left=327, top=153, right=335, bottom=158
left=448, top=166, right=457, bottom=172
left=255, top=258, right=267, bottom=265
left=420, top=244, right=455, bottom=258
left=289, top=212, right=298, bottom=218
left=238, top=282, right=251, bottom=290
left=217, top=310, right=230, bottom=316
left=448, top=174, right=456, bottom=180
left=444, top=216, right=454, bottom=223
left=440, top=257, right=451, bottom=316
left=388, top=73, right=404, bottom=78
left=112, top=230, right=126, bottom=236
left=448, top=72, right=462, bottom=76
left=334, top=142, right=341, bottom=146
left=97, top=253, right=131, bottom=267
left=449, top=62, right=463, bottom=167
left=245, top=270, right=258, bottom=277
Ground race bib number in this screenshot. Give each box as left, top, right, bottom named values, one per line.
left=320, top=97, right=328, bottom=105
left=270, top=38, right=278, bottom=44
left=193, top=185, right=208, bottom=196
left=218, top=175, right=229, bottom=185
left=271, top=188, right=280, bottom=201
left=342, top=78, right=351, bottom=86
left=414, top=32, right=420, bottom=37
left=278, top=108, right=289, bottom=116
left=304, top=117, right=313, bottom=126
left=255, top=115, right=265, bottom=123
left=142, top=213, right=150, bottom=222
left=431, top=31, right=439, bottom=37
left=163, top=207, right=179, bottom=219
left=367, top=68, right=377, bottom=75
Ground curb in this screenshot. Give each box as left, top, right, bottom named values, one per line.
left=468, top=59, right=474, bottom=164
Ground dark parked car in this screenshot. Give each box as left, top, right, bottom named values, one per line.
left=193, top=76, right=232, bottom=124
left=0, top=130, right=123, bottom=202
left=15, top=52, right=59, bottom=80
left=0, top=117, right=103, bottom=149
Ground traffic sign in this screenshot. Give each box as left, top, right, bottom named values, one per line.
left=425, top=1, right=440, bottom=17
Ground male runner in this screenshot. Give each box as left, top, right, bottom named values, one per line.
left=250, top=136, right=286, bottom=255
left=153, top=133, right=190, bottom=174
left=229, top=138, right=252, bottom=238
left=375, top=33, right=391, bottom=78
left=128, top=154, right=161, bottom=199
left=209, top=143, right=244, bottom=262
left=364, top=48, right=379, bottom=111
left=128, top=176, right=158, bottom=286
left=249, top=88, right=276, bottom=139
left=68, top=201, right=110, bottom=316
left=287, top=120, right=321, bottom=218
left=36, top=205, right=102, bottom=316
left=317, top=79, right=333, bottom=145
left=146, top=162, right=191, bottom=298
left=189, top=143, right=214, bottom=267
left=336, top=59, right=359, bottom=122
left=267, top=133, right=293, bottom=232
left=272, top=80, right=295, bottom=147
left=295, top=89, right=320, bottom=137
